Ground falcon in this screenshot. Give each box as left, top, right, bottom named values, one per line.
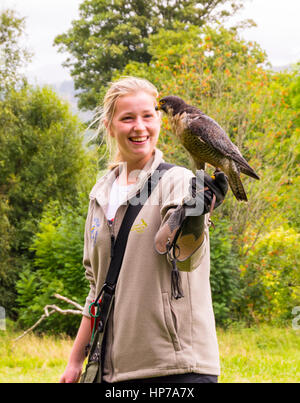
left=156, top=96, right=259, bottom=201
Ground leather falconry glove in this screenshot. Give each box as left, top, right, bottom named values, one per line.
left=154, top=169, right=228, bottom=299
left=154, top=169, right=228, bottom=257
left=189, top=168, right=229, bottom=215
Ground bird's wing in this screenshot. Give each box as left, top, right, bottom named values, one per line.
left=188, top=114, right=255, bottom=173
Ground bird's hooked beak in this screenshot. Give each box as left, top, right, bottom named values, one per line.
left=155, top=100, right=166, bottom=111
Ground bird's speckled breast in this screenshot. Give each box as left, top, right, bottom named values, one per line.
left=177, top=115, right=209, bottom=154
left=170, top=113, right=227, bottom=168
left=169, top=112, right=187, bottom=138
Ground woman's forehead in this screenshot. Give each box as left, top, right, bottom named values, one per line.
left=115, top=91, right=156, bottom=113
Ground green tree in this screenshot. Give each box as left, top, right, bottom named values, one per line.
left=0, top=9, right=32, bottom=94
left=0, top=86, right=88, bottom=250
left=0, top=8, right=31, bottom=310
left=0, top=85, right=97, bottom=316
left=288, top=63, right=300, bottom=128
left=0, top=194, right=15, bottom=310
left=54, top=0, right=244, bottom=110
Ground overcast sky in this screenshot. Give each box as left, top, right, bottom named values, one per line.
left=1, top=0, right=300, bottom=85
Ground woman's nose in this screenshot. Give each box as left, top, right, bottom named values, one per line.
left=133, top=117, right=146, bottom=131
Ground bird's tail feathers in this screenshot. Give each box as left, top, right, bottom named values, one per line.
left=231, top=154, right=260, bottom=180
left=228, top=172, right=248, bottom=202
left=240, top=166, right=260, bottom=180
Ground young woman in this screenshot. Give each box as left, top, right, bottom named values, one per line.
left=60, top=76, right=228, bottom=384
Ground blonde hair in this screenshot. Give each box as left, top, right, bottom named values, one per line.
left=91, top=76, right=159, bottom=169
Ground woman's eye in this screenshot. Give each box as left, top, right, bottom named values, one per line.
left=122, top=116, right=133, bottom=121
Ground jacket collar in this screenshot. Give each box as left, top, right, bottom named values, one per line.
left=89, top=148, right=164, bottom=208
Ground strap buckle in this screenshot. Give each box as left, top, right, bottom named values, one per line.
left=102, top=282, right=116, bottom=295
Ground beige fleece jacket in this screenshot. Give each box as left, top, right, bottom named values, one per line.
left=82, top=148, right=220, bottom=382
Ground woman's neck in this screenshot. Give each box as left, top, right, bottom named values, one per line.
left=117, top=165, right=140, bottom=186
left=117, top=155, right=153, bottom=185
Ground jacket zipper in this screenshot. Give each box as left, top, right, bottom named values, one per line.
left=107, top=219, right=115, bottom=258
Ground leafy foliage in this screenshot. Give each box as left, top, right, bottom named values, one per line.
left=239, top=225, right=300, bottom=325
left=3, top=6, right=299, bottom=331
left=209, top=218, right=241, bottom=326
left=0, top=85, right=97, bottom=316
left=0, top=9, right=32, bottom=94
left=0, top=195, right=15, bottom=311
left=0, top=85, right=91, bottom=252
left=54, top=0, right=244, bottom=110
left=16, top=197, right=91, bottom=334
left=121, top=24, right=299, bottom=325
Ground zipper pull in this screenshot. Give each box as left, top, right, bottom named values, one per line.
left=110, top=233, right=115, bottom=258
left=108, top=219, right=115, bottom=258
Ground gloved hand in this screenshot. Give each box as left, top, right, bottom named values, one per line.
left=154, top=169, right=228, bottom=256
left=184, top=169, right=228, bottom=216
left=154, top=169, right=228, bottom=300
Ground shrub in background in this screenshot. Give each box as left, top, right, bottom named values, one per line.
left=16, top=196, right=90, bottom=335
left=239, top=224, right=300, bottom=325
left=209, top=218, right=241, bottom=326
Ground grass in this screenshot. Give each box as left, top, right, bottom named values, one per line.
left=0, top=324, right=299, bottom=383
left=218, top=325, right=300, bottom=383
left=0, top=326, right=73, bottom=383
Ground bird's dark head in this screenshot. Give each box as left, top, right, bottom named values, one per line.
left=155, top=96, right=187, bottom=116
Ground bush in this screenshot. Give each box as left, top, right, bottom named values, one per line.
left=209, top=218, right=241, bottom=326
left=16, top=195, right=90, bottom=335
left=239, top=225, right=300, bottom=325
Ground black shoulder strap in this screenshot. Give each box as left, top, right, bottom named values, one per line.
left=98, top=162, right=175, bottom=296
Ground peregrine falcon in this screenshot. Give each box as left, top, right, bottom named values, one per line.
left=156, top=96, right=260, bottom=201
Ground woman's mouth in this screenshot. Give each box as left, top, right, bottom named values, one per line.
left=129, top=136, right=149, bottom=144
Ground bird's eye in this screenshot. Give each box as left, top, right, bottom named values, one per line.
left=160, top=100, right=166, bottom=105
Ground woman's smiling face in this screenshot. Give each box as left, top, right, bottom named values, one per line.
left=109, top=91, right=161, bottom=168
